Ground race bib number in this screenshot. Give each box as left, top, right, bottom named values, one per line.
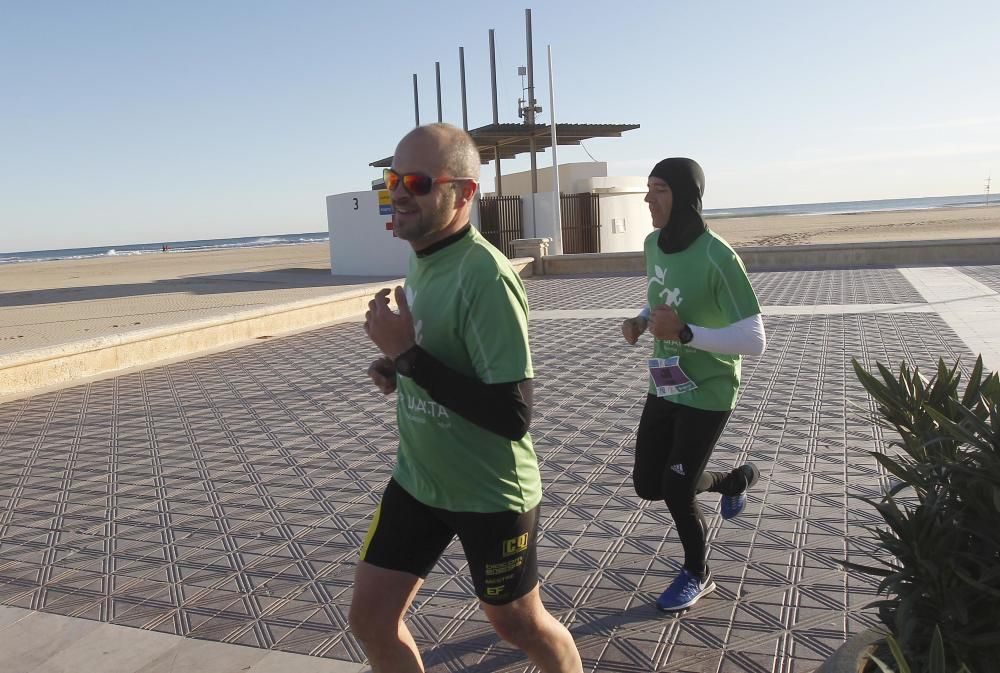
left=648, top=357, right=698, bottom=397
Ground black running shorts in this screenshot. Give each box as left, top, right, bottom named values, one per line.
left=359, top=478, right=540, bottom=605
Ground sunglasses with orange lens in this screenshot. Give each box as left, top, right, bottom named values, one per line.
left=384, top=168, right=476, bottom=196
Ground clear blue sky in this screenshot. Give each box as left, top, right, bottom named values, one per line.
left=2, top=0, right=998, bottom=251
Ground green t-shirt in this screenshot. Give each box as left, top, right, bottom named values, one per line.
left=644, top=229, right=761, bottom=411
left=393, top=227, right=542, bottom=513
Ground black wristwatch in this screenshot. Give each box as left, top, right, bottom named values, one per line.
left=394, top=345, right=420, bottom=378
left=678, top=324, right=693, bottom=345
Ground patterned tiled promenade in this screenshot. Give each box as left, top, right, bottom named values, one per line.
left=1, top=265, right=997, bottom=672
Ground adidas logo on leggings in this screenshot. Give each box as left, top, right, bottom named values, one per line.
left=671, top=463, right=686, bottom=476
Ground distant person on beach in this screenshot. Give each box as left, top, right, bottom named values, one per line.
left=621, top=157, right=767, bottom=612
left=352, top=123, right=582, bottom=673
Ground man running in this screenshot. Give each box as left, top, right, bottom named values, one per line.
left=351, top=123, right=582, bottom=672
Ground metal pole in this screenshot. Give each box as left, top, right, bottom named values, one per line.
left=525, top=9, right=537, bottom=235
left=435, top=62, right=443, bottom=123
left=489, top=30, right=501, bottom=196
left=489, top=30, right=499, bottom=124
left=525, top=10, right=536, bottom=126
left=548, top=45, right=562, bottom=254
left=412, top=74, right=419, bottom=126
left=459, top=47, right=469, bottom=130
left=495, top=146, right=502, bottom=195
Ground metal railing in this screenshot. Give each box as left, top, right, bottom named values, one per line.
left=560, top=193, right=601, bottom=254
left=478, top=195, right=524, bottom=257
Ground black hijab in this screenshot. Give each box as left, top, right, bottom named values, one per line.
left=649, top=157, right=708, bottom=253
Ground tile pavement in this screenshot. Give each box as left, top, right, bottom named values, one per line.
left=0, top=266, right=993, bottom=672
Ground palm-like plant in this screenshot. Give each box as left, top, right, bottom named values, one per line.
left=845, top=356, right=1000, bottom=673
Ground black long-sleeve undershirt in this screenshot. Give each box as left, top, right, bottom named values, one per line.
left=394, top=345, right=533, bottom=441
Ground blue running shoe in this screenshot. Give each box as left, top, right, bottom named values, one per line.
left=655, top=568, right=716, bottom=612
left=721, top=463, right=760, bottom=520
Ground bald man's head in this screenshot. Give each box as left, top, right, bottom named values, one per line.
left=388, top=123, right=480, bottom=249
left=395, top=123, right=481, bottom=180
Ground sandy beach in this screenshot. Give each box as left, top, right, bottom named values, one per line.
left=0, top=243, right=334, bottom=294
left=0, top=244, right=377, bottom=357
left=710, top=205, right=1000, bottom=247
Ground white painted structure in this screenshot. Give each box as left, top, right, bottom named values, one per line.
left=489, top=163, right=652, bottom=254
left=326, top=190, right=411, bottom=276
left=495, top=162, right=610, bottom=194
left=325, top=162, right=650, bottom=276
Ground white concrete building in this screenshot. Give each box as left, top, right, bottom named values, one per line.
left=491, top=162, right=651, bottom=254
left=325, top=162, right=649, bottom=276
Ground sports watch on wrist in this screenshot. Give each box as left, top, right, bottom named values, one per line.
left=394, top=346, right=419, bottom=378
left=678, top=324, right=693, bottom=345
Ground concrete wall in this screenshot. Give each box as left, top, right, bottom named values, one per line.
left=2, top=257, right=535, bottom=401
left=541, top=237, right=1000, bottom=275
left=492, top=162, right=609, bottom=196
left=544, top=251, right=644, bottom=275
left=521, top=193, right=563, bottom=254
left=0, top=287, right=388, bottom=402
left=580, top=176, right=651, bottom=254
left=736, top=238, right=1000, bottom=271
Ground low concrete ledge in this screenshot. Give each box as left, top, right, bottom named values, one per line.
left=541, top=237, right=1000, bottom=275
left=738, top=237, right=1000, bottom=271
left=510, top=241, right=550, bottom=276
left=509, top=257, right=536, bottom=278
left=1, top=257, right=536, bottom=400
left=0, top=283, right=396, bottom=400
left=543, top=251, right=644, bottom=275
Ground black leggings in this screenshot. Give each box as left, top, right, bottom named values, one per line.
left=632, top=394, right=741, bottom=578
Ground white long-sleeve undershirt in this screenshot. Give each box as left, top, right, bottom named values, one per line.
left=638, top=306, right=767, bottom=356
